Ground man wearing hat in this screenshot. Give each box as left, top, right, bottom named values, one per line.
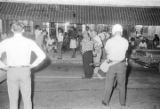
left=102, top=24, right=129, bottom=108
left=0, top=22, right=46, bottom=109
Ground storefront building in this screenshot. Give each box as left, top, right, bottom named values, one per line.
left=0, top=1, right=160, bottom=40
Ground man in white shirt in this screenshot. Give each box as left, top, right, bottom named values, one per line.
left=102, top=24, right=129, bottom=108
left=0, top=22, right=46, bottom=109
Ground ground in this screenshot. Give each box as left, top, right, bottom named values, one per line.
left=0, top=51, right=160, bottom=109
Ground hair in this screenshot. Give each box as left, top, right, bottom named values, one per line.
left=58, top=28, right=63, bottom=33
left=86, top=26, right=89, bottom=30
left=34, top=25, right=41, bottom=30
left=11, top=22, right=24, bottom=33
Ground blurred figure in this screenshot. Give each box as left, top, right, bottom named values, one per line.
left=153, top=34, right=160, bottom=49
left=81, top=31, right=94, bottom=79
left=34, top=25, right=43, bottom=48
left=127, top=37, right=136, bottom=59
left=92, top=32, right=103, bottom=79
left=1, top=33, right=8, bottom=41
left=69, top=27, right=77, bottom=58
left=98, top=31, right=111, bottom=60
left=56, top=28, right=64, bottom=59
left=138, top=39, right=147, bottom=49
left=77, top=29, right=83, bottom=51
left=46, top=37, right=56, bottom=55
left=41, top=29, right=48, bottom=51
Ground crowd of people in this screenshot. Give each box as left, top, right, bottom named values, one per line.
left=1, top=21, right=159, bottom=109
left=128, top=33, right=160, bottom=52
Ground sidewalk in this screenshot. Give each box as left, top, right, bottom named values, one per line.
left=0, top=62, right=160, bottom=109
left=0, top=51, right=160, bottom=109
left=48, top=50, right=83, bottom=64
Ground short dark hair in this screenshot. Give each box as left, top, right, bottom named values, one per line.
left=58, top=28, right=63, bottom=33
left=35, top=25, right=41, bottom=30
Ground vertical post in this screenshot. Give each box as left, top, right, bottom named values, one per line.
left=56, top=23, right=58, bottom=39
left=46, top=22, right=50, bottom=39
left=82, top=24, right=86, bottom=32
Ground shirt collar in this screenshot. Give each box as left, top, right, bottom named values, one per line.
left=13, top=33, right=23, bottom=38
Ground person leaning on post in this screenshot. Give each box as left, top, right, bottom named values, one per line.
left=101, top=24, right=129, bottom=108
left=0, top=21, right=46, bottom=109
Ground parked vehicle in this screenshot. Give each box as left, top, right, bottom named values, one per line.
left=131, top=49, right=160, bottom=72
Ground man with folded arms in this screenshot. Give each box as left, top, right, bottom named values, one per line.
left=0, top=22, right=46, bottom=109
left=102, top=24, right=129, bottom=108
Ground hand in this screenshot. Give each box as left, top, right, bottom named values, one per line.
left=29, top=64, right=35, bottom=69
left=0, top=66, right=8, bottom=71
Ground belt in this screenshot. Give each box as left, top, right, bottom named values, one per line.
left=8, top=65, right=30, bottom=68
left=107, top=59, right=126, bottom=63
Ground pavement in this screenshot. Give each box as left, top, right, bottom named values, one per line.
left=0, top=51, right=160, bottom=109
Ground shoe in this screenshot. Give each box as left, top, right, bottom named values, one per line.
left=81, top=76, right=91, bottom=79
left=120, top=105, right=129, bottom=109
left=102, top=100, right=109, bottom=106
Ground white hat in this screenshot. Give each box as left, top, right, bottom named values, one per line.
left=112, top=24, right=123, bottom=35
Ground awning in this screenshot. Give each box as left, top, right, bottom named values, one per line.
left=0, top=2, right=160, bottom=25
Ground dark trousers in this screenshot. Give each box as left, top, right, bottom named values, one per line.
left=82, top=51, right=93, bottom=78
left=103, top=62, right=127, bottom=105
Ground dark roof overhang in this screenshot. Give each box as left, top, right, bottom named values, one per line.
left=0, top=2, right=160, bottom=25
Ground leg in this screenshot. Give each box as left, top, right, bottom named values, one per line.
left=72, top=48, right=76, bottom=58
left=86, top=51, right=93, bottom=78
left=82, top=51, right=93, bottom=78
left=116, top=62, right=127, bottom=106
left=7, top=71, right=19, bottom=109
left=19, top=69, right=32, bottom=109
left=117, top=72, right=126, bottom=106
left=103, top=71, right=116, bottom=105
left=93, top=50, right=102, bottom=78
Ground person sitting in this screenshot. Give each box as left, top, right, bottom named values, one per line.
left=153, top=34, right=160, bottom=49
left=138, top=39, right=147, bottom=49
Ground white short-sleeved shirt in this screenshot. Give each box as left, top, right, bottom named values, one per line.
left=105, top=35, right=129, bottom=61
left=139, top=42, right=147, bottom=48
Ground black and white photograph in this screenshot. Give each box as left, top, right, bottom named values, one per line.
left=0, top=0, right=160, bottom=109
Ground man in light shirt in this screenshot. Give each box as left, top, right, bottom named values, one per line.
left=0, top=22, right=46, bottom=109
left=102, top=24, right=129, bottom=108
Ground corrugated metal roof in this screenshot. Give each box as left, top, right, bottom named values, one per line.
left=0, top=2, right=160, bottom=25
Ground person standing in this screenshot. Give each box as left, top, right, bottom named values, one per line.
left=153, top=34, right=160, bottom=49
left=92, top=33, right=103, bottom=79
left=81, top=32, right=94, bottom=79
left=0, top=22, right=46, bottom=109
left=56, top=28, right=64, bottom=59
left=69, top=27, right=77, bottom=58
left=34, top=25, right=43, bottom=48
left=102, top=24, right=129, bottom=108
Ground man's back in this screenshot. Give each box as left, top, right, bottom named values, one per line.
left=105, top=36, right=128, bottom=61
left=0, top=34, right=44, bottom=67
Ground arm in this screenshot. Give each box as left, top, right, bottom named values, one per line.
left=30, top=41, right=46, bottom=68
left=0, top=42, right=7, bottom=70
